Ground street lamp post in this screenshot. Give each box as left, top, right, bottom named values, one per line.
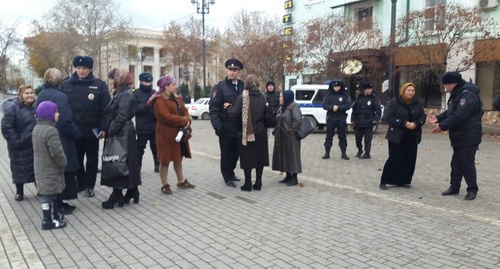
left=388, top=0, right=397, bottom=100
left=191, top=0, right=215, bottom=97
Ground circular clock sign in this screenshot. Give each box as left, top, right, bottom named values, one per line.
left=340, top=59, right=363, bottom=75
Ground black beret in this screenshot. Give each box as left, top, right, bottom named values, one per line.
left=442, top=72, right=462, bottom=84
left=139, top=72, right=153, bottom=82
left=362, top=82, right=373, bottom=90
left=225, top=58, right=243, bottom=70
left=72, top=55, right=93, bottom=69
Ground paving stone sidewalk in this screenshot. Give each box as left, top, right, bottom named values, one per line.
left=1, top=116, right=500, bottom=269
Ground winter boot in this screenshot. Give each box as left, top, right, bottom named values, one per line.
left=102, top=189, right=124, bottom=209
left=41, top=203, right=67, bottom=230
left=359, top=152, right=371, bottom=159
left=124, top=187, right=140, bottom=204
left=355, top=150, right=363, bottom=158
left=52, top=202, right=65, bottom=221
left=287, top=173, right=299, bottom=186
left=279, top=173, right=291, bottom=183
left=341, top=150, right=350, bottom=160
left=322, top=148, right=331, bottom=159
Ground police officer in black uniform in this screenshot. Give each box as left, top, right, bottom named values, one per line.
left=429, top=71, right=483, bottom=201
left=322, top=79, right=352, bottom=160
left=62, top=55, right=110, bottom=198
left=209, top=59, right=244, bottom=187
left=352, top=82, right=381, bottom=159
left=134, top=72, right=159, bottom=173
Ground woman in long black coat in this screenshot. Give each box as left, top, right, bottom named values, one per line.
left=36, top=68, right=81, bottom=214
left=1, top=85, right=37, bottom=201
left=380, top=82, right=426, bottom=189
left=101, top=68, right=141, bottom=209
left=227, top=75, right=269, bottom=191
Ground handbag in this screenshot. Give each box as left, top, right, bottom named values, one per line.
left=101, top=136, right=129, bottom=180
left=182, top=126, right=192, bottom=142
left=296, top=117, right=315, bottom=140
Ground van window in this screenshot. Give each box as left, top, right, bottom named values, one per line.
left=313, top=89, right=328, bottom=104
left=295, top=90, right=315, bottom=101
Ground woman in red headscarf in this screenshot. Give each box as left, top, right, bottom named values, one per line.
left=101, top=68, right=142, bottom=209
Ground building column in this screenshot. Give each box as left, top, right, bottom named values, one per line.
left=153, top=47, right=161, bottom=87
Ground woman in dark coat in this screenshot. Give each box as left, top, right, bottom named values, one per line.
left=101, top=68, right=141, bottom=208
left=380, top=82, right=426, bottom=190
left=227, top=75, right=269, bottom=191
left=1, top=85, right=37, bottom=201
left=36, top=68, right=81, bottom=214
left=272, top=90, right=302, bottom=186
left=149, top=75, right=194, bottom=195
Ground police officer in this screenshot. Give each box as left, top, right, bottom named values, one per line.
left=209, top=58, right=244, bottom=187
left=62, top=55, right=110, bottom=198
left=428, top=71, right=483, bottom=201
left=134, top=72, right=159, bottom=172
left=322, top=79, right=352, bottom=160
left=352, top=82, right=381, bottom=159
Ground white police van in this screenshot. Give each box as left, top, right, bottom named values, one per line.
left=291, top=84, right=383, bottom=133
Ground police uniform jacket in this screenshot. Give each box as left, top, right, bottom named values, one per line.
left=209, top=77, right=244, bottom=137
left=436, top=80, right=482, bottom=147
left=322, top=88, right=352, bottom=121
left=61, top=72, right=110, bottom=138
left=385, top=95, right=426, bottom=145
left=352, top=92, right=381, bottom=128
left=134, top=84, right=157, bottom=134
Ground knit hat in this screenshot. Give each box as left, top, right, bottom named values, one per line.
left=266, top=80, right=276, bottom=88
left=139, top=72, right=153, bottom=82
left=36, top=101, right=58, bottom=123
left=442, top=72, right=462, bottom=84
left=72, top=55, right=93, bottom=69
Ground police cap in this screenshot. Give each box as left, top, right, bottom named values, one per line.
left=225, top=58, right=243, bottom=70
left=361, top=82, right=373, bottom=90
left=139, top=72, right=153, bottom=82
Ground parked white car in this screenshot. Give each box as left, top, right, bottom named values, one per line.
left=185, top=98, right=210, bottom=120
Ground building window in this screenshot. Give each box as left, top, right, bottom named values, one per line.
left=425, top=0, right=446, bottom=31
left=356, top=6, right=373, bottom=31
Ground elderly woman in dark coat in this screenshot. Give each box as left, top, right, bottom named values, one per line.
left=36, top=68, right=81, bottom=214
left=149, top=75, right=194, bottom=195
left=101, top=68, right=141, bottom=209
left=272, top=90, right=302, bottom=186
left=226, top=75, right=269, bottom=191
left=380, top=82, right=426, bottom=190
left=1, top=85, right=37, bottom=201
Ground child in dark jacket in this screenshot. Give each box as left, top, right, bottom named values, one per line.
left=32, top=101, right=68, bottom=230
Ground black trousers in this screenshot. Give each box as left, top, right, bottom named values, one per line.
left=324, top=119, right=347, bottom=150
left=355, top=125, right=373, bottom=153
left=450, top=146, right=479, bottom=193
left=219, top=136, right=239, bottom=182
left=58, top=171, right=77, bottom=200
left=75, top=137, right=99, bottom=190
left=136, top=132, right=158, bottom=168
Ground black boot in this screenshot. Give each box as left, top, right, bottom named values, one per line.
left=102, top=189, right=124, bottom=209
left=124, top=187, right=140, bottom=204
left=52, top=202, right=65, bottom=221
left=287, top=173, right=298, bottom=186
left=322, top=148, right=331, bottom=159
left=15, top=184, right=24, bottom=201
left=355, top=150, right=363, bottom=158
left=359, top=152, right=371, bottom=159
left=341, top=150, right=350, bottom=160
left=279, top=173, right=291, bottom=183
left=241, top=169, right=252, bottom=191
left=41, top=203, right=67, bottom=230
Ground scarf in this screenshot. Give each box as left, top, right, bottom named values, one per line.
left=400, top=82, right=416, bottom=105
left=241, top=90, right=255, bottom=146
left=108, top=68, right=132, bottom=96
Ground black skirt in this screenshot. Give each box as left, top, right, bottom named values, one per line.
left=380, top=130, right=418, bottom=185
left=239, top=132, right=269, bottom=169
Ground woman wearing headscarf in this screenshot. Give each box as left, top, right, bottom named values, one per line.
left=1, top=85, right=37, bottom=201
left=226, top=75, right=269, bottom=191
left=272, top=90, right=302, bottom=186
left=149, top=75, right=195, bottom=195
left=101, top=68, right=141, bottom=208
left=380, top=82, right=426, bottom=190
left=36, top=68, right=81, bottom=214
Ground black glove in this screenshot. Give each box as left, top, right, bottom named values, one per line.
left=215, top=128, right=223, bottom=137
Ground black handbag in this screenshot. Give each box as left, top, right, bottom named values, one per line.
left=296, top=117, right=315, bottom=140
left=101, top=136, right=129, bottom=180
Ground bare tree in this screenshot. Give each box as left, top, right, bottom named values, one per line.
left=43, top=0, right=132, bottom=78
left=0, top=20, right=21, bottom=91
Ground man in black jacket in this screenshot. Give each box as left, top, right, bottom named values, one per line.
left=264, top=80, right=280, bottom=113
left=322, top=79, right=352, bottom=160
left=209, top=59, right=244, bottom=187
left=428, top=71, right=483, bottom=201
left=352, top=82, right=381, bottom=159
left=134, top=72, right=159, bottom=172
left=62, top=56, right=110, bottom=198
